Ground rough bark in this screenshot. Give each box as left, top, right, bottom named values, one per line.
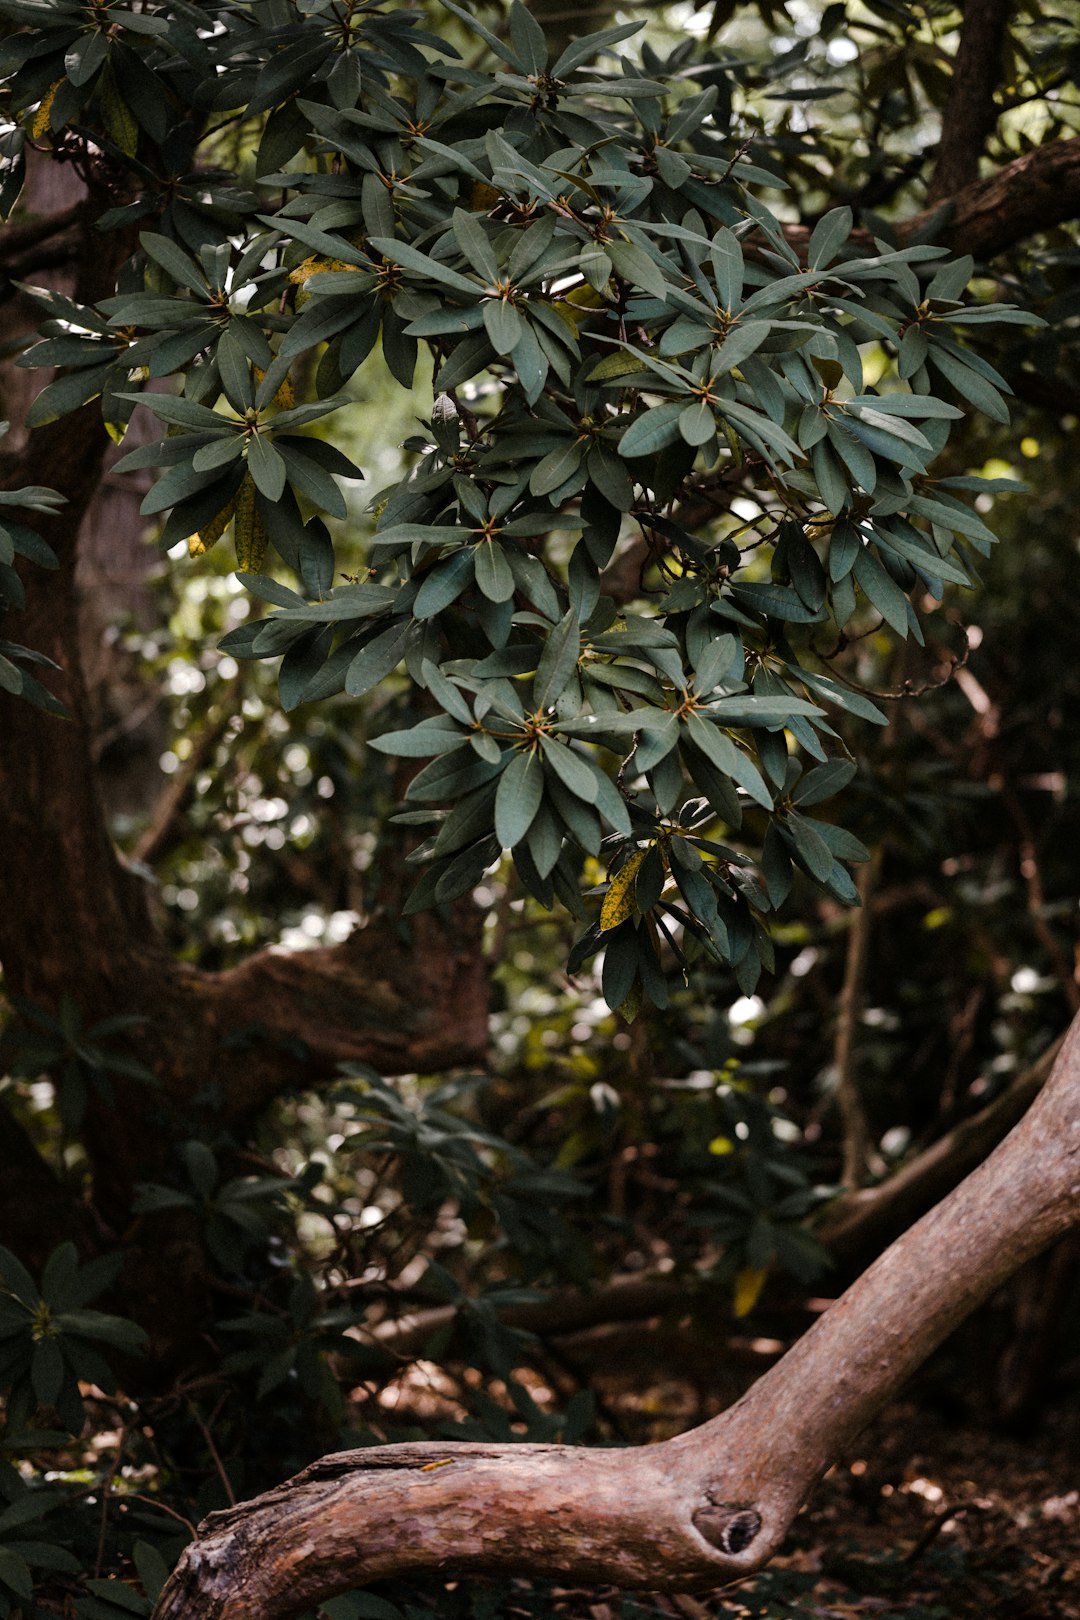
left=926, top=0, right=1013, bottom=206
left=153, top=1012, right=1080, bottom=1618
left=913, top=133, right=1080, bottom=257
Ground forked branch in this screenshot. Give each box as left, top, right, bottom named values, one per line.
left=153, top=1013, right=1080, bottom=1619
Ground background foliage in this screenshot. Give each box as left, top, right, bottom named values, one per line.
left=1, top=0, right=1079, bottom=1616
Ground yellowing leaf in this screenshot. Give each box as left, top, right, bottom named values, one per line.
left=733, top=1266, right=767, bottom=1319
left=288, top=255, right=354, bottom=287
left=254, top=367, right=295, bottom=408
left=619, top=979, right=643, bottom=1024
left=468, top=181, right=501, bottom=211
left=587, top=350, right=651, bottom=381
left=30, top=81, right=62, bottom=140
left=99, top=66, right=138, bottom=157
left=600, top=849, right=646, bottom=931
left=232, top=473, right=267, bottom=572
left=188, top=492, right=239, bottom=559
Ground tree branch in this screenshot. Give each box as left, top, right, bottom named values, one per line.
left=815, top=1031, right=1062, bottom=1269
left=152, top=1012, right=1080, bottom=1618
left=362, top=1270, right=689, bottom=1363
left=926, top=0, right=1013, bottom=206
left=905, top=134, right=1080, bottom=257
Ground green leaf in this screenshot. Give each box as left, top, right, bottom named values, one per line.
left=140, top=230, right=206, bottom=294
left=0, top=1246, right=39, bottom=1307
left=0, top=1549, right=33, bottom=1601
left=679, top=400, right=715, bottom=446
left=714, top=320, right=772, bottom=372
left=784, top=812, right=835, bottom=882
left=31, top=1336, right=63, bottom=1407
left=495, top=748, right=543, bottom=849
left=852, top=544, right=911, bottom=634
left=618, top=401, right=685, bottom=458
left=793, top=758, right=856, bottom=806
left=483, top=299, right=524, bottom=355
left=601, top=921, right=639, bottom=1012
left=451, top=207, right=498, bottom=283
left=534, top=608, right=580, bottom=711
left=607, top=239, right=668, bottom=300
left=807, top=205, right=852, bottom=270
left=413, top=549, right=476, bottom=619
left=530, top=441, right=584, bottom=498
left=702, top=694, right=823, bottom=725
left=538, top=734, right=599, bottom=803
left=368, top=236, right=479, bottom=296
left=473, top=541, right=516, bottom=603
left=345, top=621, right=412, bottom=696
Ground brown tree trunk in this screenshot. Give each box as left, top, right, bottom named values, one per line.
left=153, top=1011, right=1080, bottom=1618
left=926, top=0, right=1013, bottom=207
left=0, top=171, right=490, bottom=1363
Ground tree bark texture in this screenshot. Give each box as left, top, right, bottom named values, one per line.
left=154, top=1011, right=1080, bottom=1618
left=926, top=0, right=1013, bottom=206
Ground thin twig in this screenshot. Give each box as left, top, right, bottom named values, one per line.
left=834, top=851, right=884, bottom=1188
left=94, top=1423, right=131, bottom=1578
left=187, top=1398, right=237, bottom=1507
left=125, top=1492, right=198, bottom=1537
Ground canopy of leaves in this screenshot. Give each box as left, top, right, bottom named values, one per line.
left=2, top=2, right=1080, bottom=1617
left=0, top=0, right=1041, bottom=1018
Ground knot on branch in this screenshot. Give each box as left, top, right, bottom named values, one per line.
left=691, top=1500, right=762, bottom=1555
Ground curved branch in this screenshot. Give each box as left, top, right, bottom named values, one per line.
left=905, top=135, right=1080, bottom=257
left=194, top=901, right=489, bottom=1128
left=153, top=1012, right=1080, bottom=1619
left=769, top=135, right=1080, bottom=268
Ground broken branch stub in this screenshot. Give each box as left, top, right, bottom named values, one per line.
left=153, top=1015, right=1080, bottom=1620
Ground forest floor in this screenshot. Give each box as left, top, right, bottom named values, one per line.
left=726, top=1395, right=1080, bottom=1619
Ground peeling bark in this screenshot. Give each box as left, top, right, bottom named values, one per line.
left=153, top=1013, right=1080, bottom=1619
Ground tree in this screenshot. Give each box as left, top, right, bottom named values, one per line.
left=1, top=0, right=1079, bottom=1615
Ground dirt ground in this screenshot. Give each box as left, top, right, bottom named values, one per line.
left=669, top=1395, right=1080, bottom=1619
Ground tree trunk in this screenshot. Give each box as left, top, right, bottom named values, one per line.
left=153, top=1010, right=1080, bottom=1618
left=0, top=171, right=490, bottom=1364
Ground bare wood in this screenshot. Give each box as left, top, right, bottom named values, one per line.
left=153, top=1013, right=1080, bottom=1619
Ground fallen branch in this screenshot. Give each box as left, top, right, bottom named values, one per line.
left=153, top=1012, right=1080, bottom=1618
left=364, top=1271, right=689, bottom=1362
